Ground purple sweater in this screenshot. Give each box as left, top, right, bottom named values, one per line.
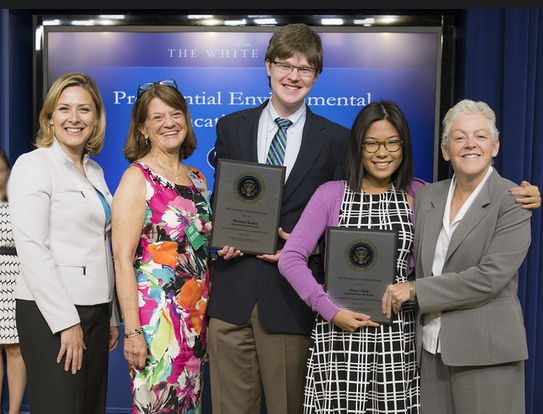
left=277, top=178, right=427, bottom=322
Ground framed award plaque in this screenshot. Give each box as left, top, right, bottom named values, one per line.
left=210, top=159, right=285, bottom=255
left=325, top=227, right=398, bottom=325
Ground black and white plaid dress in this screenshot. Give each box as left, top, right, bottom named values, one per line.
left=304, top=184, right=420, bottom=414
left=0, top=202, right=19, bottom=344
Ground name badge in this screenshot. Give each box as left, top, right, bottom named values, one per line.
left=185, top=221, right=205, bottom=250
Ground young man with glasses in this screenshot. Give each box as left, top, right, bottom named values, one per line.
left=206, top=23, right=350, bottom=414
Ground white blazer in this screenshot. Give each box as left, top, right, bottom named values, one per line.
left=8, top=139, right=118, bottom=334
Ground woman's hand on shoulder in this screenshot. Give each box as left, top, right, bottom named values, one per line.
left=331, top=309, right=380, bottom=332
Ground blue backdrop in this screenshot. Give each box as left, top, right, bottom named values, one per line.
left=44, top=29, right=441, bottom=196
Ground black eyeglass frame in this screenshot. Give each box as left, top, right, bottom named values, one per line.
left=362, top=139, right=404, bottom=153
left=136, top=78, right=178, bottom=98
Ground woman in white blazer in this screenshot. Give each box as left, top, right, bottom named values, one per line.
left=383, top=100, right=532, bottom=414
left=7, top=72, right=120, bottom=414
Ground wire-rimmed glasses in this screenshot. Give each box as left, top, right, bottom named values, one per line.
left=271, top=60, right=317, bottom=77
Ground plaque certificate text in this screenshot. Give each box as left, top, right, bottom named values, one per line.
left=210, top=159, right=285, bottom=255
left=325, top=227, right=398, bottom=325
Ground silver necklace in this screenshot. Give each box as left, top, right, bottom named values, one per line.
left=151, top=152, right=184, bottom=182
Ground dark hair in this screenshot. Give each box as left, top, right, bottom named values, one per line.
left=0, top=148, right=11, bottom=170
left=345, top=100, right=415, bottom=191
left=0, top=148, right=11, bottom=202
left=124, top=84, right=196, bottom=163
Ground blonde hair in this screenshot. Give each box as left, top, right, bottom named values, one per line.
left=124, top=84, right=196, bottom=163
left=36, top=72, right=106, bottom=156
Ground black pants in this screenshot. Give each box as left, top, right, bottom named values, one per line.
left=16, top=299, right=111, bottom=414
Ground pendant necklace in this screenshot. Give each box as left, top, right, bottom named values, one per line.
left=151, top=152, right=184, bottom=182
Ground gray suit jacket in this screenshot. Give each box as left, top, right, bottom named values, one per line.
left=414, top=168, right=531, bottom=366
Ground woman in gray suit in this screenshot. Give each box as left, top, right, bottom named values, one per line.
left=383, top=99, right=532, bottom=414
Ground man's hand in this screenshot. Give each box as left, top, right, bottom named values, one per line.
left=256, top=228, right=290, bottom=263
left=511, top=181, right=541, bottom=210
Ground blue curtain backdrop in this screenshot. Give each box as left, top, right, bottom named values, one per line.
left=459, top=9, right=543, bottom=414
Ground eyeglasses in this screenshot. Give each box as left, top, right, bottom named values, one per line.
left=137, top=79, right=178, bottom=98
left=271, top=60, right=317, bottom=77
left=362, top=139, right=403, bottom=153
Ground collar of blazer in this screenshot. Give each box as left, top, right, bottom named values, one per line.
left=52, top=136, right=91, bottom=166
left=420, top=170, right=499, bottom=274
left=51, top=137, right=112, bottom=207
left=281, top=107, right=330, bottom=201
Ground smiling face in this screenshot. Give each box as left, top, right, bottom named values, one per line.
left=361, top=120, right=404, bottom=192
left=49, top=86, right=98, bottom=158
left=265, top=53, right=318, bottom=117
left=441, top=113, right=499, bottom=184
left=139, top=97, right=187, bottom=154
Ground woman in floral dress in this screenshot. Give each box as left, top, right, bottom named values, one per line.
left=112, top=80, right=211, bottom=413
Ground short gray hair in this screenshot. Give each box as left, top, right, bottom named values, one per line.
left=441, top=99, right=500, bottom=146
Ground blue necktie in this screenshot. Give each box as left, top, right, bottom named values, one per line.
left=266, top=118, right=292, bottom=166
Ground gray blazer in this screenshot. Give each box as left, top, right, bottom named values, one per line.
left=414, top=168, right=531, bottom=367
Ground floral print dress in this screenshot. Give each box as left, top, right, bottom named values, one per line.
left=130, top=161, right=211, bottom=414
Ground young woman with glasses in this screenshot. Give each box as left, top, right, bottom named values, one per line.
left=279, top=100, right=424, bottom=414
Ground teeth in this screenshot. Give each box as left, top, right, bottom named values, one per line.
left=66, top=128, right=82, bottom=133
left=375, top=162, right=390, bottom=166
left=463, top=154, right=479, bottom=158
left=284, top=85, right=299, bottom=90
left=163, top=131, right=177, bottom=136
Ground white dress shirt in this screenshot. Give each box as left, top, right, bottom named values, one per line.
left=422, top=166, right=494, bottom=354
left=257, top=99, right=306, bottom=181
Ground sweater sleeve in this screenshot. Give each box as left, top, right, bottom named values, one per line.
left=278, top=181, right=342, bottom=321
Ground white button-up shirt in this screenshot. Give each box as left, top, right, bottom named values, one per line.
left=257, top=99, right=305, bottom=181
left=422, top=166, right=494, bottom=354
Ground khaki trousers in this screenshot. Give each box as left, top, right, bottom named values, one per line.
left=208, top=304, right=311, bottom=414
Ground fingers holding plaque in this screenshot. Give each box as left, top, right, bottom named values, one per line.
left=210, top=159, right=285, bottom=255
left=325, top=227, right=398, bottom=325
